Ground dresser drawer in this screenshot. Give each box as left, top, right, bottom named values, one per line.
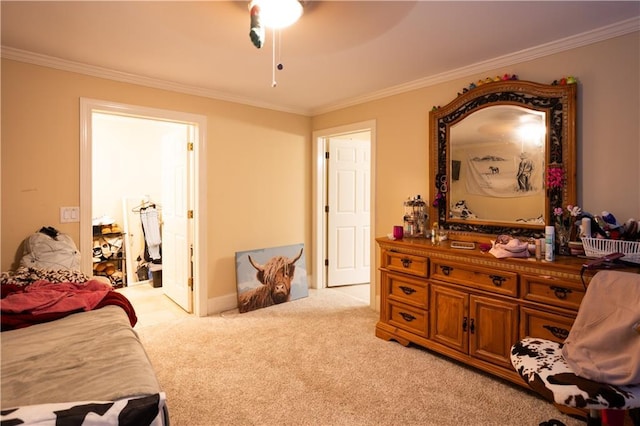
left=387, top=300, right=428, bottom=337
left=520, top=306, right=576, bottom=343
left=382, top=250, right=429, bottom=277
left=385, top=272, right=428, bottom=309
left=521, top=274, right=585, bottom=311
left=430, top=260, right=518, bottom=297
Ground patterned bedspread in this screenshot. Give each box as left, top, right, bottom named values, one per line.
left=1, top=267, right=137, bottom=331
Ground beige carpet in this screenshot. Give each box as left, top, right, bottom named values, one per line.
left=135, top=288, right=584, bottom=426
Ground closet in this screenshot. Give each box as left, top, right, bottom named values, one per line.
left=92, top=113, right=166, bottom=287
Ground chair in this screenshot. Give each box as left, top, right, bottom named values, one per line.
left=510, top=270, right=640, bottom=426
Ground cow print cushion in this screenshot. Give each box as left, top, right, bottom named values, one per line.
left=0, top=392, right=166, bottom=426
left=511, top=338, right=640, bottom=410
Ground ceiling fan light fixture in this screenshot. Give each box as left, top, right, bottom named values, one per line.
left=249, top=0, right=303, bottom=29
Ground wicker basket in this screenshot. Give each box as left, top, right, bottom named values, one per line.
left=581, top=237, right=640, bottom=263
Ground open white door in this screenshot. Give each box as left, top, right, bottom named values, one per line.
left=160, top=124, right=194, bottom=312
left=327, top=136, right=371, bottom=287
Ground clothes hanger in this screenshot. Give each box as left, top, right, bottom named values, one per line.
left=132, top=200, right=157, bottom=213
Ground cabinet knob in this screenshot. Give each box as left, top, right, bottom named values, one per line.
left=462, top=316, right=468, bottom=332
left=400, top=312, right=416, bottom=322
left=469, top=318, right=475, bottom=334
left=543, top=325, right=569, bottom=340
left=489, top=275, right=506, bottom=287
left=440, top=265, right=452, bottom=276
left=550, top=286, right=572, bottom=300
left=399, top=286, right=416, bottom=295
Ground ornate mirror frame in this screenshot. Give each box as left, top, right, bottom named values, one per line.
left=429, top=80, right=577, bottom=240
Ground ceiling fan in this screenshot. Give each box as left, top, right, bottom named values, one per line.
left=248, top=0, right=304, bottom=49
left=247, top=0, right=305, bottom=87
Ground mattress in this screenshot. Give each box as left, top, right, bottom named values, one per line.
left=1, top=305, right=167, bottom=425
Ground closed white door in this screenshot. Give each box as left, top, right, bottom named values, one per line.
left=160, top=124, right=194, bottom=312
left=327, top=137, right=371, bottom=287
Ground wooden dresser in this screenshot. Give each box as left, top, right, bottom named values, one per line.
left=376, top=236, right=603, bottom=386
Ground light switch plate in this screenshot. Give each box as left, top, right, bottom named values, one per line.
left=60, top=206, right=80, bottom=223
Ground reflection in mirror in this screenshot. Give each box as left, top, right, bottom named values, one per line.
left=449, top=106, right=546, bottom=225
left=429, top=80, right=577, bottom=240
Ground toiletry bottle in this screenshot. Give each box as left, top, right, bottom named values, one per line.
left=545, top=225, right=555, bottom=261
left=431, top=222, right=438, bottom=245
left=580, top=217, right=592, bottom=239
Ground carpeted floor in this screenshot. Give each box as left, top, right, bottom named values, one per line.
left=132, top=288, right=585, bottom=426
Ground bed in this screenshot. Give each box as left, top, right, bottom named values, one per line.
left=1, top=267, right=169, bottom=426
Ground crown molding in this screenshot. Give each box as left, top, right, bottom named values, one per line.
left=311, top=16, right=640, bottom=115
left=0, top=46, right=307, bottom=115
left=2, top=16, right=638, bottom=117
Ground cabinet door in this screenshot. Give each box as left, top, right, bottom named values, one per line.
left=430, top=284, right=468, bottom=353
left=469, top=295, right=518, bottom=368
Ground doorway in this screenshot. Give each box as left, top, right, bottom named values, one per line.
left=312, top=120, right=376, bottom=309
left=79, top=98, right=208, bottom=316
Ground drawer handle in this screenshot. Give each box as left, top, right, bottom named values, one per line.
left=440, top=265, right=452, bottom=276
left=550, top=286, right=572, bottom=300
left=400, top=312, right=416, bottom=322
left=399, top=286, right=416, bottom=295
left=489, top=275, right=506, bottom=287
left=401, top=258, right=413, bottom=268
left=543, top=325, right=569, bottom=340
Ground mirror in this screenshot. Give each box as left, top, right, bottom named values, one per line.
left=429, top=80, right=577, bottom=240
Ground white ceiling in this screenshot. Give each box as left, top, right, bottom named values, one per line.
left=2, top=1, right=639, bottom=115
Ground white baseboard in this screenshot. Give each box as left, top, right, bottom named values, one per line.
left=206, top=292, right=239, bottom=315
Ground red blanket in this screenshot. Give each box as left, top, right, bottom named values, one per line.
left=1, top=280, right=138, bottom=331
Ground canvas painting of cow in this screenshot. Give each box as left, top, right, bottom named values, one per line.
left=235, top=243, right=308, bottom=313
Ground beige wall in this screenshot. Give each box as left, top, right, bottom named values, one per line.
left=2, top=32, right=638, bottom=309
left=313, top=32, right=640, bottom=248
left=1, top=60, right=311, bottom=302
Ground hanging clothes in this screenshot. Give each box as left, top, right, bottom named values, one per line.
left=139, top=206, right=162, bottom=263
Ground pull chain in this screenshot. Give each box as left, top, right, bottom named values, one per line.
left=271, top=28, right=284, bottom=87
left=271, top=28, right=277, bottom=87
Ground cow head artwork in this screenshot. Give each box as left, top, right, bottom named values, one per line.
left=238, top=247, right=304, bottom=313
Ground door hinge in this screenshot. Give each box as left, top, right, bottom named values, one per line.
left=325, top=205, right=329, bottom=213
left=325, top=151, right=329, bottom=159
left=324, top=259, right=329, bottom=266
left=187, top=142, right=194, bottom=151
left=187, top=210, right=194, bottom=219
left=188, top=277, right=193, bottom=290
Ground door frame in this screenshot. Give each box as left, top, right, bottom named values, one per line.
left=311, top=120, right=376, bottom=309
left=79, top=98, right=208, bottom=317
